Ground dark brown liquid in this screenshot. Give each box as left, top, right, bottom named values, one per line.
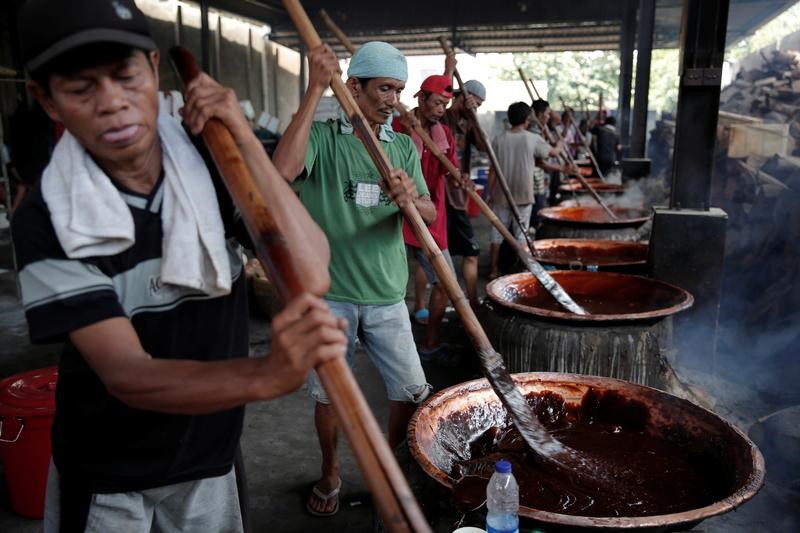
left=451, top=390, right=731, bottom=517
left=492, top=272, right=690, bottom=317
left=514, top=295, right=652, bottom=314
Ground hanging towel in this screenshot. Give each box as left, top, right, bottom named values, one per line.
left=408, top=121, right=450, bottom=158
left=41, top=110, right=232, bottom=297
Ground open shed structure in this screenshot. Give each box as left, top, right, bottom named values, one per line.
left=205, top=0, right=796, bottom=154
left=0, top=1, right=798, bottom=532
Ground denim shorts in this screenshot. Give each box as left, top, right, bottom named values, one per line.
left=306, top=300, right=431, bottom=404
left=411, top=246, right=455, bottom=286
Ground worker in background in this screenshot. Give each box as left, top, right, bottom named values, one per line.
left=576, top=118, right=593, bottom=160
left=441, top=51, right=487, bottom=310
left=529, top=100, right=575, bottom=216
left=271, top=41, right=435, bottom=518
left=489, top=102, right=561, bottom=278
left=592, top=115, right=622, bottom=176
left=393, top=74, right=463, bottom=367
left=559, top=108, right=579, bottom=158
left=13, top=1, right=345, bottom=531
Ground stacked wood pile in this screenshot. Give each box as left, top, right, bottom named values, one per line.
left=720, top=49, right=800, bottom=156
left=712, top=150, right=800, bottom=393
left=710, top=50, right=800, bottom=393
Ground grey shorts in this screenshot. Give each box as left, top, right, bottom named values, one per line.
left=412, top=246, right=455, bottom=285
left=43, top=461, right=243, bottom=533
left=490, top=203, right=533, bottom=244
left=306, top=299, right=431, bottom=404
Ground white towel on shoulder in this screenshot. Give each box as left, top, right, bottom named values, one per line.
left=42, top=111, right=232, bottom=297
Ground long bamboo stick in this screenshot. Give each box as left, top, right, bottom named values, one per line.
left=559, top=96, right=607, bottom=182
left=439, top=38, right=587, bottom=315
left=394, top=105, right=588, bottom=302
left=517, top=67, right=581, bottom=206
left=167, top=46, right=424, bottom=533
left=318, top=13, right=582, bottom=298
left=284, top=0, right=571, bottom=467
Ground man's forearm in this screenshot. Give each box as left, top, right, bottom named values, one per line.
left=71, top=318, right=294, bottom=414
left=272, top=84, right=326, bottom=181
left=470, top=125, right=489, bottom=153
left=538, top=160, right=564, bottom=174
left=413, top=194, right=436, bottom=226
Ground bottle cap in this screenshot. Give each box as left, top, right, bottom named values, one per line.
left=495, top=459, right=512, bottom=474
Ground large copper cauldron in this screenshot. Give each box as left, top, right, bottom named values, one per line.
left=537, top=206, right=651, bottom=241
left=533, top=239, right=649, bottom=274
left=480, top=271, right=693, bottom=387
left=407, top=373, right=765, bottom=531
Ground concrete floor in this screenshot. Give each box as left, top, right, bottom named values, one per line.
left=0, top=210, right=798, bottom=532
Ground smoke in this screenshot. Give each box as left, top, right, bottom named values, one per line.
left=558, top=177, right=669, bottom=211
left=711, top=154, right=800, bottom=402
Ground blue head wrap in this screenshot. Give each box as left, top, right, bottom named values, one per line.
left=347, top=41, right=407, bottom=82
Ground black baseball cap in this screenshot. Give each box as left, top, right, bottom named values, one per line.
left=19, top=0, right=157, bottom=74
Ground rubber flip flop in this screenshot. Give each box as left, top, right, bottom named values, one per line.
left=305, top=478, right=341, bottom=517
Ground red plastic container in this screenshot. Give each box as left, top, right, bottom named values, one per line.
left=0, top=367, right=57, bottom=518
left=466, top=184, right=485, bottom=218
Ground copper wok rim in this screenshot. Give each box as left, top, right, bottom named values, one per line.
left=533, top=239, right=649, bottom=267
left=485, top=271, right=694, bottom=322
left=559, top=183, right=626, bottom=193
left=539, top=206, right=652, bottom=227
left=407, top=372, right=767, bottom=530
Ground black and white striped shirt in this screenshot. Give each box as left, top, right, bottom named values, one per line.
left=12, top=142, right=252, bottom=493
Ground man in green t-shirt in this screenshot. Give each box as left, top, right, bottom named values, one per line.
left=272, top=41, right=436, bottom=517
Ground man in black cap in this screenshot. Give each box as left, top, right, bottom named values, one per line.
left=13, top=1, right=346, bottom=531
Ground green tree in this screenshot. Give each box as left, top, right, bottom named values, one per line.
left=498, top=51, right=620, bottom=112
left=726, top=1, right=800, bottom=61
left=648, top=49, right=680, bottom=114
left=496, top=50, right=680, bottom=115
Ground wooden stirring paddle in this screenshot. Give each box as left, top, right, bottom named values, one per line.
left=517, top=68, right=618, bottom=220
left=169, top=46, right=428, bottom=533
left=287, top=0, right=570, bottom=463
left=319, top=11, right=587, bottom=317
left=437, top=37, right=589, bottom=315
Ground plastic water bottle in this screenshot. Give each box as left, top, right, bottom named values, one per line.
left=486, top=459, right=519, bottom=533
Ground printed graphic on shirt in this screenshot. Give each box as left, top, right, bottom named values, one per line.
left=342, top=175, right=392, bottom=208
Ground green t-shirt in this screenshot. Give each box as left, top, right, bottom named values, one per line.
left=294, top=119, right=428, bottom=305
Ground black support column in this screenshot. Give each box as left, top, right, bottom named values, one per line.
left=200, top=0, right=210, bottom=72
left=630, top=0, right=656, bottom=158
left=648, top=0, right=730, bottom=374
left=670, top=0, right=729, bottom=209
left=617, top=0, right=637, bottom=154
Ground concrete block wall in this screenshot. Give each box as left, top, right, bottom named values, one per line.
left=137, top=0, right=301, bottom=133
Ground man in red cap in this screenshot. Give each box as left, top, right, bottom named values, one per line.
left=393, top=75, right=464, bottom=366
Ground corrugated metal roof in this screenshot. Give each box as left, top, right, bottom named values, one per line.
left=209, top=0, right=796, bottom=54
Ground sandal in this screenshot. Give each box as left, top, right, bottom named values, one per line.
left=305, top=478, right=341, bottom=517
left=412, top=308, right=429, bottom=325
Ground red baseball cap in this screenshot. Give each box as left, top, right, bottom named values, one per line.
left=414, top=75, right=454, bottom=99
